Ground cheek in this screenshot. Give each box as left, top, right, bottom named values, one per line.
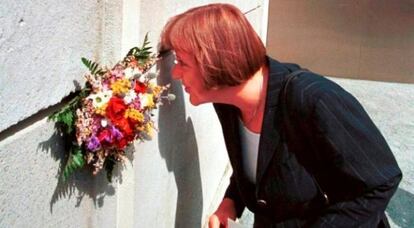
left=171, top=65, right=181, bottom=79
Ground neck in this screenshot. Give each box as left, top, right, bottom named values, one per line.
left=209, top=64, right=268, bottom=131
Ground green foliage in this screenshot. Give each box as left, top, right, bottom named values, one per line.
left=48, top=86, right=90, bottom=135
left=48, top=97, right=78, bottom=134
left=126, top=33, right=152, bottom=63
left=81, top=57, right=104, bottom=75
left=62, top=146, right=85, bottom=181
left=48, top=84, right=91, bottom=182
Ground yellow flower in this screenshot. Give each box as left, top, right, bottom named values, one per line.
left=95, top=103, right=108, bottom=116
left=140, top=93, right=155, bottom=108
left=111, top=78, right=131, bottom=96
left=136, top=122, right=154, bottom=139
left=145, top=123, right=154, bottom=137
left=150, top=83, right=164, bottom=97
left=124, top=108, right=144, bottom=122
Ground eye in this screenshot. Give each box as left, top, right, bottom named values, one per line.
left=174, top=58, right=187, bottom=67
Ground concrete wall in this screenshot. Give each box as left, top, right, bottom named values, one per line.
left=0, top=1, right=122, bottom=227
left=0, top=0, right=268, bottom=227
left=267, top=0, right=414, bottom=83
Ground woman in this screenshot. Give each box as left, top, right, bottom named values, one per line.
left=160, top=3, right=402, bottom=228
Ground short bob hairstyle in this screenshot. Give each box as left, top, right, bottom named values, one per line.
left=160, top=3, right=266, bottom=89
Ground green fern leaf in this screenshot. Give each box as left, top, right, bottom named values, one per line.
left=48, top=95, right=79, bottom=134
left=81, top=57, right=91, bottom=69
left=127, top=47, right=139, bottom=56
left=62, top=146, right=85, bottom=181
left=141, top=33, right=150, bottom=49
left=81, top=57, right=102, bottom=75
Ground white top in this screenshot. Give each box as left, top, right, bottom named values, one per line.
left=238, top=118, right=260, bottom=184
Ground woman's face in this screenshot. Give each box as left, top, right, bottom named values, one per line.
left=171, top=51, right=216, bottom=105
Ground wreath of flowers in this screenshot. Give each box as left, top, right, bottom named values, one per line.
left=49, top=34, right=173, bottom=182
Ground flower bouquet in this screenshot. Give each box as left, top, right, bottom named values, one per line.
left=49, top=34, right=172, bottom=182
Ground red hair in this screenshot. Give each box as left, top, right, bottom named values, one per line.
left=160, top=3, right=266, bottom=89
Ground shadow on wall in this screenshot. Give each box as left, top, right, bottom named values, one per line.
left=157, top=52, right=204, bottom=228
left=387, top=187, right=414, bottom=228
left=38, top=80, right=119, bottom=213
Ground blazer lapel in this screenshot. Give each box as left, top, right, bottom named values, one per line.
left=213, top=103, right=245, bottom=179
left=255, top=57, right=290, bottom=186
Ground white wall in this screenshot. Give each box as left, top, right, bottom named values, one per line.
left=0, top=1, right=122, bottom=227
left=0, top=1, right=268, bottom=227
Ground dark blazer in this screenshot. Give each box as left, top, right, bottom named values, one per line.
left=213, top=57, right=402, bottom=227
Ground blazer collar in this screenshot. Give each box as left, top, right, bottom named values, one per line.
left=263, top=57, right=291, bottom=108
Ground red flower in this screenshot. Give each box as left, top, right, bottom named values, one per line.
left=115, top=129, right=134, bottom=149
left=116, top=137, right=128, bottom=149
left=113, top=118, right=133, bottom=137
left=134, top=81, right=147, bottom=94
left=97, top=128, right=114, bottom=144
left=106, top=97, right=136, bottom=148
left=106, top=97, right=127, bottom=122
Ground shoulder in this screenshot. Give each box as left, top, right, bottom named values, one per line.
left=286, top=71, right=357, bottom=117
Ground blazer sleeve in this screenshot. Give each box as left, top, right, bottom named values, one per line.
left=299, top=82, right=402, bottom=227
left=224, top=173, right=245, bottom=218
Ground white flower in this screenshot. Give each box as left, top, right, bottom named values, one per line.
left=124, top=67, right=134, bottom=79
left=123, top=89, right=137, bottom=104
left=101, top=119, right=108, bottom=127
left=124, top=67, right=141, bottom=80
left=87, top=90, right=112, bottom=108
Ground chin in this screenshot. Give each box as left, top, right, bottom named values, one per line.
left=189, top=98, right=201, bottom=106
left=189, top=96, right=206, bottom=106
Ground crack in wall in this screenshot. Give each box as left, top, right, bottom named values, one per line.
left=0, top=91, right=79, bottom=145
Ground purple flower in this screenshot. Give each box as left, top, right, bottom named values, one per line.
left=87, top=135, right=101, bottom=151
left=109, top=125, right=124, bottom=140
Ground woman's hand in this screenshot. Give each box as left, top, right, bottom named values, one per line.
left=208, top=198, right=237, bottom=228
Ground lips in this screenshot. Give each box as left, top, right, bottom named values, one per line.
left=182, top=83, right=189, bottom=93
